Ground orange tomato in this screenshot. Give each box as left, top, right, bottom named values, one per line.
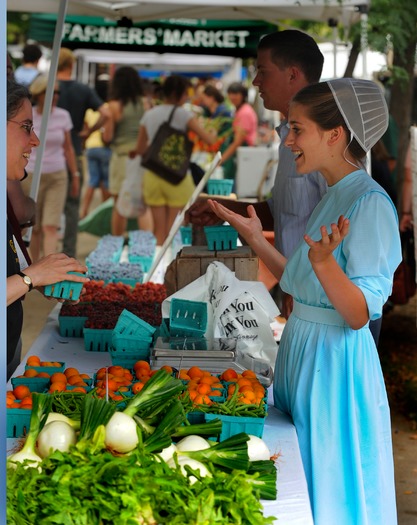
left=197, top=383, right=211, bottom=395
left=74, top=381, right=88, bottom=387
left=50, top=372, right=67, bottom=384
left=20, top=396, right=33, bottom=409
left=49, top=382, right=66, bottom=393
left=242, top=370, right=257, bottom=379
left=253, top=385, right=265, bottom=396
left=220, top=368, right=238, bottom=382
left=95, top=368, right=107, bottom=381
left=133, top=360, right=150, bottom=372
left=95, top=387, right=106, bottom=398
left=131, top=382, right=145, bottom=394
left=237, top=378, right=252, bottom=389
left=108, top=365, right=125, bottom=377
left=200, top=376, right=215, bottom=385
left=123, top=371, right=133, bottom=382
left=111, top=394, right=124, bottom=402
left=188, top=390, right=198, bottom=402
left=160, top=365, right=173, bottom=374
left=241, top=389, right=256, bottom=402
left=255, top=393, right=265, bottom=404
left=37, top=372, right=50, bottom=378
left=239, top=396, right=254, bottom=405
left=109, top=378, right=122, bottom=392
left=13, top=385, right=31, bottom=400
left=188, top=366, right=203, bottom=380
left=67, top=375, right=84, bottom=386
left=239, top=385, right=254, bottom=394
left=64, top=367, right=81, bottom=378
left=135, top=370, right=150, bottom=382
left=193, top=394, right=212, bottom=405
left=70, top=387, right=87, bottom=394
left=26, top=355, right=41, bottom=367
left=227, top=384, right=237, bottom=395
left=23, top=369, right=38, bottom=378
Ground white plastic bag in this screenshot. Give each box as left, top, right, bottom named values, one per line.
left=116, top=156, right=145, bottom=218
left=162, top=261, right=280, bottom=367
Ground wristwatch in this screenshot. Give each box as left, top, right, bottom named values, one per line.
left=18, top=271, right=33, bottom=292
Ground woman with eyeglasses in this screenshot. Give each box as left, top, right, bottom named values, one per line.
left=21, top=74, right=79, bottom=261
left=7, top=79, right=89, bottom=379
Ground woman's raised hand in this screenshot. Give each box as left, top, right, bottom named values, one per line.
left=208, top=200, right=263, bottom=245
left=304, top=215, right=350, bottom=265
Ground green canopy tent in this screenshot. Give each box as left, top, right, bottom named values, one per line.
left=28, top=14, right=277, bottom=58
left=78, top=198, right=139, bottom=237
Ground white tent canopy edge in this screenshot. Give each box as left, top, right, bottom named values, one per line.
left=8, top=0, right=369, bottom=26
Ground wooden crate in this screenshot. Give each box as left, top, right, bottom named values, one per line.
left=164, top=246, right=259, bottom=295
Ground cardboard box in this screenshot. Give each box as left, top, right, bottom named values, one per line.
left=165, top=245, right=258, bottom=295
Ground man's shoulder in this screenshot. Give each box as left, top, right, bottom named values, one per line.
left=59, top=79, right=94, bottom=93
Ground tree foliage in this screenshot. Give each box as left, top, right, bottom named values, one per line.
left=367, top=0, right=417, bottom=199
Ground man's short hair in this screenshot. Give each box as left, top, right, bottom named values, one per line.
left=22, top=44, right=42, bottom=64
left=58, top=48, right=75, bottom=72
left=258, top=30, right=324, bottom=84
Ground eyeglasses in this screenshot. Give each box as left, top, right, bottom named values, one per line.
left=8, top=120, right=35, bottom=135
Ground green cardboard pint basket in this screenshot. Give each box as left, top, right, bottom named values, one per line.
left=204, top=225, right=238, bottom=251
left=44, top=271, right=85, bottom=301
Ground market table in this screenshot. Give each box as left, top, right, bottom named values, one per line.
left=7, top=305, right=313, bottom=525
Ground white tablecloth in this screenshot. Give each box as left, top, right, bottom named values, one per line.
left=7, top=305, right=313, bottom=524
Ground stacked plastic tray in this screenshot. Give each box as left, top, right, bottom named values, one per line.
left=207, top=179, right=234, bottom=196
left=44, top=272, right=85, bottom=301
left=180, top=225, right=192, bottom=245
left=109, top=309, right=156, bottom=367
left=127, top=231, right=157, bottom=272
left=204, top=225, right=238, bottom=251
left=169, top=299, right=208, bottom=338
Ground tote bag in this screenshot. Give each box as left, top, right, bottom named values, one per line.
left=116, top=156, right=146, bottom=218
left=141, top=106, right=194, bottom=185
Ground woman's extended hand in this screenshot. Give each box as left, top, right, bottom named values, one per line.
left=208, top=200, right=263, bottom=245
left=304, top=215, right=350, bottom=265
left=23, top=253, right=89, bottom=290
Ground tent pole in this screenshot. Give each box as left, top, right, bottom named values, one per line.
left=360, top=6, right=369, bottom=79
left=25, top=0, right=69, bottom=243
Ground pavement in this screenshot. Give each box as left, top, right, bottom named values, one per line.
left=19, top=194, right=417, bottom=524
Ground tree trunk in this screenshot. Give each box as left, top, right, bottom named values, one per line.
left=343, top=37, right=361, bottom=78
left=389, top=36, right=417, bottom=208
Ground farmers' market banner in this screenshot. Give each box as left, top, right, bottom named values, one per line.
left=29, top=14, right=277, bottom=58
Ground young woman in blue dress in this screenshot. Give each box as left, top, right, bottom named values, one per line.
left=208, top=79, right=401, bottom=525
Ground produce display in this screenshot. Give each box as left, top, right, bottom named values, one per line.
left=7, top=371, right=277, bottom=524
left=86, top=231, right=157, bottom=281
left=7, top=231, right=281, bottom=523
left=59, top=281, right=166, bottom=329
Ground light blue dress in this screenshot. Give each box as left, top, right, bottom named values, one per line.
left=273, top=170, right=401, bottom=525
